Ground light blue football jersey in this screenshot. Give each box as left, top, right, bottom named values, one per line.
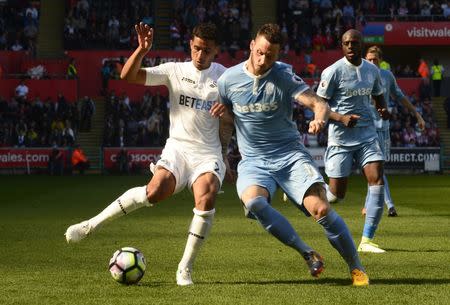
left=317, top=57, right=383, bottom=146
left=218, top=61, right=309, bottom=160
left=370, top=68, right=405, bottom=132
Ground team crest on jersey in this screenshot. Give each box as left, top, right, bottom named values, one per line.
left=366, top=73, right=374, bottom=84
left=265, top=82, right=275, bottom=95
left=320, top=80, right=327, bottom=89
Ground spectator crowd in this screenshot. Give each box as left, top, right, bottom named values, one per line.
left=0, top=1, right=40, bottom=56
left=102, top=89, right=170, bottom=148
left=278, top=0, right=450, bottom=55
left=0, top=79, right=95, bottom=149
left=0, top=0, right=445, bottom=154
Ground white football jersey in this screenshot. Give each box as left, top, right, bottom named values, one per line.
left=144, top=61, right=226, bottom=155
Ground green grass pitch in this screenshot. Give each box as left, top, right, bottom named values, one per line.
left=1, top=174, right=449, bottom=305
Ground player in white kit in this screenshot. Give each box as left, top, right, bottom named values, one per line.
left=65, top=22, right=227, bottom=286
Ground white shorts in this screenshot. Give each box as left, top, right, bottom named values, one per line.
left=151, top=140, right=225, bottom=194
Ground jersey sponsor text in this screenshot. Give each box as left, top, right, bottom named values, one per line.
left=345, top=87, right=373, bottom=97
left=179, top=94, right=214, bottom=111
left=233, top=101, right=278, bottom=113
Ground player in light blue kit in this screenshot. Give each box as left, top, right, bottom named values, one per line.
left=218, top=23, right=369, bottom=286
left=317, top=30, right=390, bottom=253
left=363, top=46, right=426, bottom=217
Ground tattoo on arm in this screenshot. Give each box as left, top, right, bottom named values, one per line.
left=297, top=89, right=330, bottom=122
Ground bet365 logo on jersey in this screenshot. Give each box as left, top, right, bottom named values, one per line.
left=345, top=87, right=373, bottom=97
left=233, top=101, right=278, bottom=113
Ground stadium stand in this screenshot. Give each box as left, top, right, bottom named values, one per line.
left=0, top=0, right=449, bottom=172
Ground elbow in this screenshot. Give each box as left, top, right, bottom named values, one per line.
left=121, top=74, right=138, bottom=84
left=120, top=71, right=131, bottom=81
left=121, top=70, right=143, bottom=84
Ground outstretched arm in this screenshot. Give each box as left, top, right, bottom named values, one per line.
left=329, top=111, right=360, bottom=128
left=296, top=89, right=329, bottom=134
left=398, top=96, right=426, bottom=131
left=120, top=23, right=154, bottom=84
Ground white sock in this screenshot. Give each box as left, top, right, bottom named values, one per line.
left=89, top=186, right=150, bottom=230
left=178, top=208, right=215, bottom=271
left=325, top=184, right=339, bottom=203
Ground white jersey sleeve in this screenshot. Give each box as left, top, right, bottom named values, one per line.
left=144, top=62, right=175, bottom=86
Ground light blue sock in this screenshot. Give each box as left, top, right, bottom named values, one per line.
left=383, top=175, right=394, bottom=209
left=364, top=185, right=369, bottom=210
left=363, top=185, right=384, bottom=239
left=246, top=196, right=312, bottom=256
left=317, top=209, right=364, bottom=271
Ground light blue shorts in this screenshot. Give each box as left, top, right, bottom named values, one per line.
left=325, top=139, right=384, bottom=178
left=237, top=151, right=325, bottom=215
left=376, top=129, right=390, bottom=157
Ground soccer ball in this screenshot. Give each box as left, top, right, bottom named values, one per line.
left=108, top=247, right=146, bottom=285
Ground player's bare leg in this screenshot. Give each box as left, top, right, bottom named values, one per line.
left=177, top=173, right=219, bottom=286
left=65, top=167, right=175, bottom=243
left=326, top=177, right=348, bottom=203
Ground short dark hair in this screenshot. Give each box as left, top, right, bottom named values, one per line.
left=255, top=23, right=284, bottom=45
left=192, top=23, right=220, bottom=44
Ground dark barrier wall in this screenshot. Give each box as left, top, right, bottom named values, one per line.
left=0, top=79, right=78, bottom=102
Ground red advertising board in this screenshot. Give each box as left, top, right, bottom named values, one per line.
left=67, top=50, right=191, bottom=98
left=365, top=22, right=450, bottom=45
left=0, top=148, right=67, bottom=168
left=103, top=147, right=163, bottom=170
left=0, top=79, right=78, bottom=102
left=0, top=49, right=423, bottom=102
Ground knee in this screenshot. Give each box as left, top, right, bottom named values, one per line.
left=305, top=184, right=331, bottom=219
left=312, top=202, right=330, bottom=219
left=146, top=184, right=158, bottom=203
left=195, top=193, right=216, bottom=211
left=244, top=196, right=269, bottom=212
left=146, top=182, right=167, bottom=203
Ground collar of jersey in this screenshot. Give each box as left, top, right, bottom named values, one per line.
left=190, top=60, right=213, bottom=73
left=242, top=60, right=273, bottom=79
left=343, top=56, right=363, bottom=68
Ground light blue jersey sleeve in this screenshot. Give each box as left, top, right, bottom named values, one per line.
left=316, top=65, right=338, bottom=100
left=372, top=68, right=384, bottom=97
left=384, top=70, right=405, bottom=101
left=278, top=63, right=310, bottom=98
left=373, top=69, right=405, bottom=131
